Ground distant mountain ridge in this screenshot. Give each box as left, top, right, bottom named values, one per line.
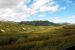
left=0, top=20, right=71, bottom=26
left=20, top=20, right=59, bottom=26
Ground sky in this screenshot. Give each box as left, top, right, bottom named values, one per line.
left=0, top=0, right=75, bottom=23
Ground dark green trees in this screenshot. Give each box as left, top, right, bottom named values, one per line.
left=20, top=20, right=57, bottom=26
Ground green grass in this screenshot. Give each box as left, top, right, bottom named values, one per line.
left=0, top=22, right=75, bottom=50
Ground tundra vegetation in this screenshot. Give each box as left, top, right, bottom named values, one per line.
left=0, top=21, right=75, bottom=50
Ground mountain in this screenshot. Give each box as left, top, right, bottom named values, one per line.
left=20, top=20, right=59, bottom=26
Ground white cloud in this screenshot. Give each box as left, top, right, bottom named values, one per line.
left=67, top=15, right=75, bottom=23
left=0, top=0, right=61, bottom=22
left=40, top=5, right=59, bottom=12
left=0, top=8, right=29, bottom=22
left=48, top=15, right=75, bottom=23
left=48, top=17, right=66, bottom=23
left=0, top=0, right=24, bottom=8
left=31, top=0, right=50, bottom=10
left=68, top=15, right=75, bottom=19
left=31, top=0, right=60, bottom=12
left=0, top=0, right=35, bottom=22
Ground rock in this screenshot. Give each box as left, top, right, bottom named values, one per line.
left=22, top=28, right=26, bottom=30
left=0, top=29, right=5, bottom=33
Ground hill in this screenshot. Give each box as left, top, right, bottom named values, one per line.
left=20, top=20, right=59, bottom=26
left=0, top=21, right=75, bottom=50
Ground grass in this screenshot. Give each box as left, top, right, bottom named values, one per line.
left=0, top=22, right=75, bottom=50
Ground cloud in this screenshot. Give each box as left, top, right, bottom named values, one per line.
left=67, top=15, right=75, bottom=23
left=48, top=15, right=75, bottom=23
left=31, top=0, right=60, bottom=12
left=31, top=0, right=50, bottom=10
left=40, top=5, right=60, bottom=12
left=48, top=17, right=66, bottom=23
left=0, top=0, right=24, bottom=8
left=0, top=8, right=29, bottom=22
left=0, top=0, right=35, bottom=22
left=0, top=0, right=61, bottom=22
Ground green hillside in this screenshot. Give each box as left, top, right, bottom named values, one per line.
left=0, top=21, right=75, bottom=50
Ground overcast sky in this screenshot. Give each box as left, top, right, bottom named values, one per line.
left=0, top=0, right=75, bottom=23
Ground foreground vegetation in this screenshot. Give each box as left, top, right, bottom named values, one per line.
left=0, top=21, right=75, bottom=50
